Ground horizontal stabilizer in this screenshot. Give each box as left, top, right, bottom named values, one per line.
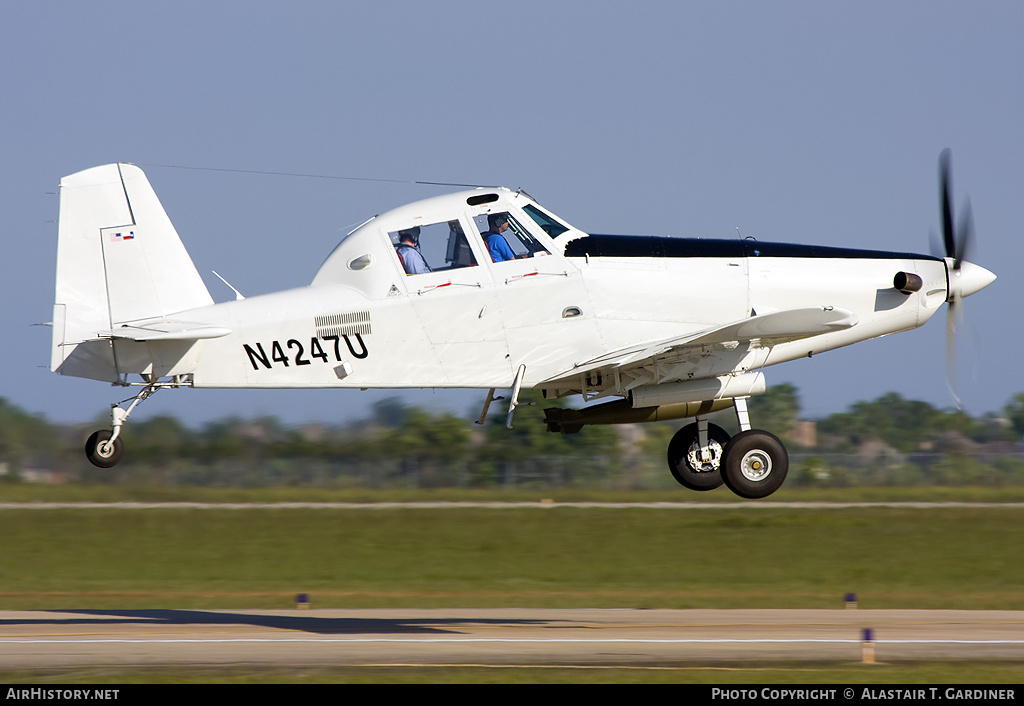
left=103, top=321, right=232, bottom=342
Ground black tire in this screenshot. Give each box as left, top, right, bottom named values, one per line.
left=85, top=430, right=123, bottom=468
left=721, top=429, right=788, bottom=499
left=666, top=422, right=730, bottom=491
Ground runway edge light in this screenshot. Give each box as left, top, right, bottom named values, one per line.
left=861, top=628, right=875, bottom=664
left=845, top=592, right=857, bottom=609
left=296, top=593, right=310, bottom=609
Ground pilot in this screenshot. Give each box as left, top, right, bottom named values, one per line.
left=395, top=227, right=430, bottom=275
left=482, top=213, right=517, bottom=262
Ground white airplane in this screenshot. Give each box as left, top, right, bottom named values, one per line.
left=50, top=154, right=995, bottom=498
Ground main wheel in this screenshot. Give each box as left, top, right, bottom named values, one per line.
left=666, top=422, right=730, bottom=491
left=721, top=429, right=788, bottom=499
left=85, top=430, right=123, bottom=468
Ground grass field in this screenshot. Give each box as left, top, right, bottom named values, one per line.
left=0, top=499, right=1021, bottom=610
left=3, top=484, right=1024, bottom=504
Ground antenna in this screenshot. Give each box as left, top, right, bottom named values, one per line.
left=212, top=271, right=245, bottom=301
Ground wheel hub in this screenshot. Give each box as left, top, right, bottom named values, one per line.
left=739, top=450, right=772, bottom=481
left=686, top=440, right=724, bottom=473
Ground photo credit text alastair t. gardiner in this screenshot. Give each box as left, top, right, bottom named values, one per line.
left=710, top=687, right=1016, bottom=702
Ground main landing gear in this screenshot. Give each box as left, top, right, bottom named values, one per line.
left=666, top=397, right=789, bottom=499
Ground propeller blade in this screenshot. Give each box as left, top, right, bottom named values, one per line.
left=946, top=301, right=962, bottom=410
left=939, top=148, right=956, bottom=260
left=954, top=198, right=974, bottom=271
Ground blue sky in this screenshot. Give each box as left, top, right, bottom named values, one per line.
left=3, top=1, right=1021, bottom=428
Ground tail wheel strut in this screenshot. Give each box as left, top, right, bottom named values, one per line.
left=83, top=383, right=161, bottom=469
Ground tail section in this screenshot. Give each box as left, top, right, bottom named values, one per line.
left=52, top=163, right=214, bottom=381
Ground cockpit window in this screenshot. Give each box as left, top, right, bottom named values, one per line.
left=522, top=203, right=569, bottom=237
left=473, top=211, right=550, bottom=263
left=389, top=219, right=477, bottom=276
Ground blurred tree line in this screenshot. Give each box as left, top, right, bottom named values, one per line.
left=0, top=388, right=1022, bottom=489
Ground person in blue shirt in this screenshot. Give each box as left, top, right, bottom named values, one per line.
left=482, top=213, right=517, bottom=262
left=395, top=227, right=430, bottom=274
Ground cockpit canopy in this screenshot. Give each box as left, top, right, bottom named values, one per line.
left=311, top=187, right=582, bottom=293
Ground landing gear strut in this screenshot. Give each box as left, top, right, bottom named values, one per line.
left=666, top=397, right=789, bottom=499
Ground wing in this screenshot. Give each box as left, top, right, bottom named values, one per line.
left=542, top=306, right=857, bottom=393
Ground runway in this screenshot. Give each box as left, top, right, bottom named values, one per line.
left=0, top=609, right=1022, bottom=668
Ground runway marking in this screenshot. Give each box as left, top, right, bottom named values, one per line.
left=2, top=638, right=1023, bottom=645
left=358, top=663, right=826, bottom=670
left=0, top=502, right=1022, bottom=509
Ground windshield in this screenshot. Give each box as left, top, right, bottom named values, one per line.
left=522, top=203, right=569, bottom=237
left=473, top=211, right=550, bottom=260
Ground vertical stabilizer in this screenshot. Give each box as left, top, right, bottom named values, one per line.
left=52, top=163, right=214, bottom=381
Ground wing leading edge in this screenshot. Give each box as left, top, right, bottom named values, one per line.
left=543, top=306, right=858, bottom=391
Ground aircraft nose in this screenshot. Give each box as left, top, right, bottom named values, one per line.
left=948, top=260, right=997, bottom=301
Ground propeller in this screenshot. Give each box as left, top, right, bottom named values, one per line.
left=936, top=149, right=994, bottom=408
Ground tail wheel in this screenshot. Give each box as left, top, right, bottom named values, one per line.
left=722, top=429, right=788, bottom=499
left=666, top=422, right=730, bottom=491
left=85, top=430, right=123, bottom=468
